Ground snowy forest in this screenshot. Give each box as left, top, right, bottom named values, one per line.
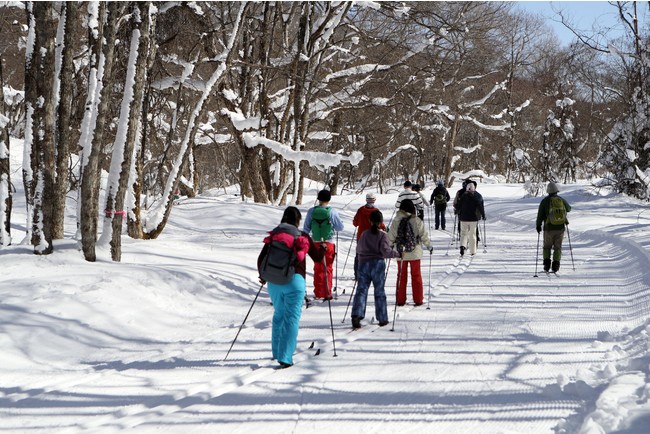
left=1, top=1, right=650, bottom=262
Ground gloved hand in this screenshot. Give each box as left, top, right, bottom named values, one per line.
left=319, top=243, right=328, bottom=253
left=536, top=226, right=541, bottom=234
left=428, top=246, right=434, bottom=255
left=258, top=276, right=266, bottom=285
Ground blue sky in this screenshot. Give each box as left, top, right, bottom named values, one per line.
left=514, top=1, right=627, bottom=46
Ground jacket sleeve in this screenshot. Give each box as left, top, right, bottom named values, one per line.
left=388, top=218, right=398, bottom=245
left=306, top=234, right=325, bottom=262
left=257, top=243, right=270, bottom=277
left=303, top=208, right=313, bottom=233
left=331, top=209, right=345, bottom=232
left=352, top=208, right=361, bottom=227
left=418, top=219, right=432, bottom=249
left=536, top=197, right=547, bottom=228
left=379, top=232, right=401, bottom=258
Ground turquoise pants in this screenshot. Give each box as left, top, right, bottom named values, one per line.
left=267, top=274, right=306, bottom=365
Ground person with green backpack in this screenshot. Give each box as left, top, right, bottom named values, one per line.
left=536, top=182, right=572, bottom=273
left=303, top=189, right=345, bottom=300
left=430, top=180, right=450, bottom=230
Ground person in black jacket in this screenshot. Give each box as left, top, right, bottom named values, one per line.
left=457, top=182, right=485, bottom=256
left=430, top=180, right=450, bottom=230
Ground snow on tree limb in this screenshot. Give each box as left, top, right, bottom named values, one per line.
left=242, top=133, right=363, bottom=169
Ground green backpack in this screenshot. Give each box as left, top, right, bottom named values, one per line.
left=547, top=196, right=567, bottom=225
left=434, top=193, right=446, bottom=206
left=311, top=206, right=333, bottom=241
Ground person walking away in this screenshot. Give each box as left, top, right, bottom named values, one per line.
left=304, top=189, right=345, bottom=300
left=388, top=199, right=433, bottom=306
left=352, top=192, right=385, bottom=278
left=395, top=181, right=423, bottom=212
left=351, top=210, right=401, bottom=329
left=536, top=182, right=571, bottom=272
left=257, top=206, right=324, bottom=368
left=430, top=180, right=450, bottom=230
left=413, top=184, right=429, bottom=221
left=457, top=182, right=485, bottom=256
left=453, top=179, right=469, bottom=239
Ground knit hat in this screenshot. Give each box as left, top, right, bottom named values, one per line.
left=317, top=189, right=332, bottom=202
left=399, top=198, right=416, bottom=214
left=546, top=182, right=559, bottom=194
left=437, top=180, right=444, bottom=186
left=366, top=192, right=376, bottom=204
left=403, top=181, right=412, bottom=188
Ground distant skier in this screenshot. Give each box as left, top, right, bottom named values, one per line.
left=412, top=183, right=429, bottom=221
left=395, top=181, right=423, bottom=212
left=257, top=206, right=324, bottom=369
left=536, top=182, right=571, bottom=273
left=457, top=182, right=485, bottom=256
left=430, top=180, right=450, bottom=230
left=351, top=210, right=401, bottom=329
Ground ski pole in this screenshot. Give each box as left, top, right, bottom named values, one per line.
left=334, top=232, right=339, bottom=300
left=451, top=213, right=457, bottom=246
left=426, top=249, right=433, bottom=310
left=482, top=219, right=487, bottom=253
left=533, top=231, right=540, bottom=277
left=341, top=227, right=357, bottom=277
left=224, top=282, right=264, bottom=361
left=390, top=256, right=404, bottom=332
left=566, top=225, right=575, bottom=271
left=341, top=279, right=357, bottom=323
left=322, top=255, right=337, bottom=356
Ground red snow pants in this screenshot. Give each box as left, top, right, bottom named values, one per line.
left=396, top=259, right=423, bottom=305
left=313, top=241, right=336, bottom=299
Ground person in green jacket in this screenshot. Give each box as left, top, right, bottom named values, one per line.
left=536, top=182, right=572, bottom=272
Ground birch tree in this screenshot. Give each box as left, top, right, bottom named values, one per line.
left=79, top=2, right=124, bottom=262
left=52, top=2, right=77, bottom=239
left=28, top=2, right=57, bottom=255
left=99, top=2, right=154, bottom=261
left=0, top=54, right=10, bottom=246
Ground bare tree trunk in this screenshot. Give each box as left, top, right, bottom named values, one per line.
left=0, top=55, right=11, bottom=246
left=79, top=2, right=117, bottom=262
left=23, top=3, right=37, bottom=245
left=108, top=2, right=153, bottom=262
left=52, top=2, right=77, bottom=239
left=128, top=13, right=158, bottom=241
left=444, top=114, right=460, bottom=184
left=31, top=2, right=57, bottom=255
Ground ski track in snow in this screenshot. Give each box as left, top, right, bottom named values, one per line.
left=3, top=185, right=650, bottom=433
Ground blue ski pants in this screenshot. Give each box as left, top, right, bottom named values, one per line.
left=352, top=258, right=388, bottom=323
left=267, top=274, right=306, bottom=365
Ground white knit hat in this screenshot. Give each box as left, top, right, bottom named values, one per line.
left=366, top=192, right=376, bottom=203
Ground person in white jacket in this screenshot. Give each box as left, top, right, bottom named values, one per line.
left=388, top=199, right=433, bottom=306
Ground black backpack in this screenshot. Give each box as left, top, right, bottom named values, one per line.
left=259, top=228, right=299, bottom=285
left=395, top=217, right=418, bottom=252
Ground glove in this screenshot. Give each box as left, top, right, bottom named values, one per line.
left=258, top=276, right=266, bottom=285
left=536, top=226, right=541, bottom=234
left=319, top=243, right=328, bottom=253
left=428, top=247, right=434, bottom=255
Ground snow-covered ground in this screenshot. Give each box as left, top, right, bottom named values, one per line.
left=2, top=172, right=650, bottom=433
